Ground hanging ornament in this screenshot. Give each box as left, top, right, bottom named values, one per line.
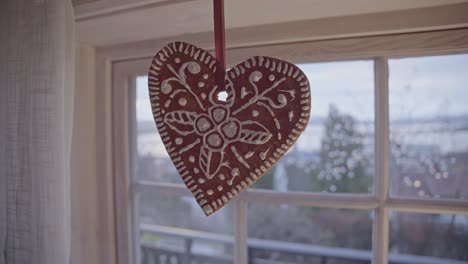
left=147, top=1, right=310, bottom=216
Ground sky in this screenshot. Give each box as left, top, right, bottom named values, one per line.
left=389, top=54, right=468, bottom=120
left=136, top=53, right=468, bottom=123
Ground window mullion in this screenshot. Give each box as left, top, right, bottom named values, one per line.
left=234, top=197, right=248, bottom=264
left=373, top=57, right=390, bottom=264
left=128, top=76, right=141, bottom=264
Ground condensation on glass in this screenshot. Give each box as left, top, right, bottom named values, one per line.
left=253, top=60, right=375, bottom=193
left=247, top=203, right=372, bottom=264
left=389, top=54, right=468, bottom=200
left=138, top=191, right=234, bottom=263
left=389, top=211, right=468, bottom=262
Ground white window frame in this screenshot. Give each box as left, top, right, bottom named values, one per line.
left=111, top=28, right=468, bottom=264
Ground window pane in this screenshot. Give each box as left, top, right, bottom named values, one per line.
left=139, top=191, right=234, bottom=263
left=141, top=235, right=233, bottom=264
left=139, top=191, right=233, bottom=234
left=136, top=76, right=184, bottom=184
left=389, top=211, right=468, bottom=263
left=248, top=203, right=372, bottom=264
left=389, top=54, right=468, bottom=200
left=253, top=60, right=375, bottom=193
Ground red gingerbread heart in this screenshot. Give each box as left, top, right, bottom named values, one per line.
left=148, top=42, right=310, bottom=215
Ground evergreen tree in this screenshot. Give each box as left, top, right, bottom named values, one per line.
left=310, top=104, right=371, bottom=193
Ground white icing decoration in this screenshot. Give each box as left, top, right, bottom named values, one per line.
left=161, top=82, right=172, bottom=94
left=149, top=49, right=310, bottom=214
left=178, top=98, right=187, bottom=106
left=289, top=111, right=294, bottom=122
left=207, top=133, right=222, bottom=147
left=244, top=151, right=254, bottom=159
left=259, top=148, right=269, bottom=160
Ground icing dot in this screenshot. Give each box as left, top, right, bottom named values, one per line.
left=231, top=168, right=240, bottom=177
left=175, top=138, right=183, bottom=145
left=175, top=58, right=181, bottom=63
left=269, top=74, right=275, bottom=81
left=251, top=71, right=262, bottom=82
left=201, top=93, right=207, bottom=99
left=278, top=94, right=287, bottom=104
left=161, top=82, right=172, bottom=94
left=198, top=178, right=205, bottom=184
left=252, top=110, right=259, bottom=117
left=207, top=190, right=214, bottom=195
left=187, top=62, right=200, bottom=74
left=207, top=133, right=222, bottom=147
left=198, top=82, right=205, bottom=88
left=218, top=174, right=225, bottom=180
left=189, top=156, right=195, bottom=163
left=217, top=186, right=223, bottom=191
left=178, top=98, right=187, bottom=106
left=194, top=168, right=200, bottom=173
left=203, top=74, right=209, bottom=79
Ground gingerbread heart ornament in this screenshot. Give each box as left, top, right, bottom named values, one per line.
left=148, top=42, right=310, bottom=215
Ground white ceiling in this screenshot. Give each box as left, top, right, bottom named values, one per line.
left=75, top=0, right=468, bottom=46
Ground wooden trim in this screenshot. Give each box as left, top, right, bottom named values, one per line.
left=127, top=76, right=141, bottom=264
left=98, top=27, right=468, bottom=68
left=133, top=181, right=192, bottom=196
left=224, top=28, right=468, bottom=65
left=112, top=62, right=133, bottom=264
left=241, top=190, right=378, bottom=210
left=134, top=181, right=379, bottom=209
left=81, top=2, right=468, bottom=47
left=94, top=53, right=117, bottom=264
left=75, top=0, right=197, bottom=21
left=373, top=58, right=390, bottom=264
left=234, top=199, right=248, bottom=264
left=373, top=208, right=389, bottom=264
left=386, top=198, right=468, bottom=215
left=104, top=27, right=468, bottom=264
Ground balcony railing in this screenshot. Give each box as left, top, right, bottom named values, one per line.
left=140, top=224, right=468, bottom=264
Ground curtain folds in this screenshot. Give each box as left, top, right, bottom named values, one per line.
left=0, top=0, right=75, bottom=263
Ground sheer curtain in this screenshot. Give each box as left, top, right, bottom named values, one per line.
left=0, top=0, right=74, bottom=263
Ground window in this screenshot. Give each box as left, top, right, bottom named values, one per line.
left=114, top=35, right=468, bottom=264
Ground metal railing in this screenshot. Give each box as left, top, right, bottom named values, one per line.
left=140, top=224, right=468, bottom=264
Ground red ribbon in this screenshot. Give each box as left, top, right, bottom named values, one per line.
left=213, top=0, right=226, bottom=91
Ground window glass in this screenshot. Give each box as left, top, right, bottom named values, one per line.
left=253, top=60, right=375, bottom=193
left=136, top=76, right=184, bottom=184
left=248, top=203, right=372, bottom=264
left=139, top=191, right=233, bottom=234
left=389, top=211, right=468, bottom=262
left=389, top=54, right=468, bottom=200
left=139, top=191, right=234, bottom=263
